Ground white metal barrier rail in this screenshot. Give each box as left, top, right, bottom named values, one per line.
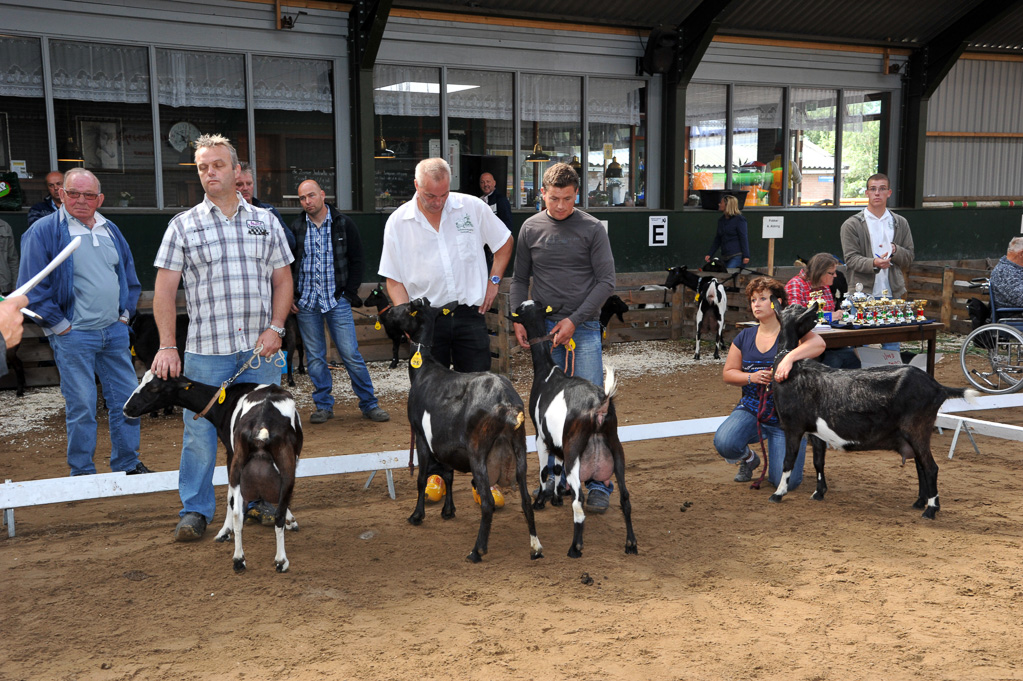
left=1, top=416, right=730, bottom=538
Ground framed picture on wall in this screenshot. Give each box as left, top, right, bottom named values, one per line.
left=0, top=113, right=9, bottom=170
left=77, top=117, right=123, bottom=173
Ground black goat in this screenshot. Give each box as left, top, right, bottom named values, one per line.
left=512, top=300, right=637, bottom=558
left=124, top=372, right=302, bottom=571
left=599, top=295, right=628, bottom=337
left=769, top=301, right=978, bottom=518
left=5, top=325, right=26, bottom=397
left=130, top=313, right=188, bottom=416
left=663, top=266, right=728, bottom=359
left=364, top=283, right=413, bottom=369
left=404, top=297, right=542, bottom=563
left=283, top=313, right=305, bottom=387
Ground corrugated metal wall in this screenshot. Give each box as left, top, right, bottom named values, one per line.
left=925, top=58, right=1023, bottom=198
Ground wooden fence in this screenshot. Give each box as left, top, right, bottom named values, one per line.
left=0, top=261, right=1001, bottom=392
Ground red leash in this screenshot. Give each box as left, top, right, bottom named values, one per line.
left=751, top=384, right=772, bottom=490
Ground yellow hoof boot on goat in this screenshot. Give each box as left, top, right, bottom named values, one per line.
left=425, top=474, right=446, bottom=502
left=472, top=484, right=505, bottom=508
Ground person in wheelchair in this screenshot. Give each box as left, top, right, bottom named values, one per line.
left=989, top=237, right=1023, bottom=313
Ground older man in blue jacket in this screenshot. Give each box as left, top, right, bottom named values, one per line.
left=18, top=168, right=151, bottom=477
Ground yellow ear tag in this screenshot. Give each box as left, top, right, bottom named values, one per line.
left=374, top=321, right=381, bottom=330
left=694, top=294, right=700, bottom=302
left=410, top=310, right=417, bottom=317
left=512, top=313, right=518, bottom=318
left=602, top=329, right=607, bottom=339
left=567, top=338, right=576, bottom=351
left=545, top=306, right=553, bottom=313
left=217, top=387, right=226, bottom=404
left=771, top=302, right=775, bottom=309
left=442, top=308, right=451, bottom=316
left=130, top=346, right=136, bottom=357
left=411, top=351, right=423, bottom=369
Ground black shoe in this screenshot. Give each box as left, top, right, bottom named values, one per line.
left=174, top=512, right=207, bottom=542
left=125, top=462, right=154, bottom=475
left=244, top=500, right=278, bottom=526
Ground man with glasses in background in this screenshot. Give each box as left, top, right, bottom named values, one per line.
left=27, top=171, right=64, bottom=226
left=17, top=167, right=152, bottom=477
left=841, top=173, right=915, bottom=352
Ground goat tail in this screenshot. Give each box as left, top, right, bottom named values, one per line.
left=603, top=365, right=618, bottom=400
left=949, top=387, right=981, bottom=405
left=255, top=427, right=270, bottom=442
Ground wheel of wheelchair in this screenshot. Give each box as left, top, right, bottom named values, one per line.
left=960, top=323, right=1023, bottom=394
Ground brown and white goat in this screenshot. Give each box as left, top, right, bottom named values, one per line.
left=770, top=301, right=978, bottom=518
left=124, top=372, right=302, bottom=571
left=404, top=297, right=543, bottom=563
left=512, top=300, right=637, bottom=558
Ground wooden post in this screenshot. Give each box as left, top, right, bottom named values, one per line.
left=767, top=238, right=775, bottom=277
left=940, top=267, right=955, bottom=327
left=669, top=285, right=684, bottom=340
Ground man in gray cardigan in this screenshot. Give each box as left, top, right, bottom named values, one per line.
left=840, top=173, right=915, bottom=299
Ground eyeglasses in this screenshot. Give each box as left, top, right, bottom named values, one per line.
left=866, top=186, right=890, bottom=194
left=63, top=189, right=101, bottom=201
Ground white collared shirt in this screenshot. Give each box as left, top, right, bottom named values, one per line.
left=378, top=192, right=510, bottom=307
left=863, top=208, right=893, bottom=296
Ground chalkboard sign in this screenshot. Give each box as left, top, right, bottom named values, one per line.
left=288, top=167, right=335, bottom=197
left=375, top=163, right=414, bottom=200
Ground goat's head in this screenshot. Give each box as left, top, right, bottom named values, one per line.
left=123, top=371, right=193, bottom=418
left=511, top=300, right=552, bottom=339
left=663, top=265, right=700, bottom=292
left=364, top=283, right=388, bottom=310
left=702, top=258, right=728, bottom=273
left=407, top=297, right=459, bottom=341
left=599, top=295, right=628, bottom=328
left=773, top=297, right=819, bottom=354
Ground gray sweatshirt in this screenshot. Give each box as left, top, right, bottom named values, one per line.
left=510, top=209, right=615, bottom=326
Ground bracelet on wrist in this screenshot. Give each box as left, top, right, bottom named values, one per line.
left=159, top=346, right=177, bottom=351
left=747, top=372, right=752, bottom=385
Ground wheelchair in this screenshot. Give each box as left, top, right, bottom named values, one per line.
left=959, top=278, right=1023, bottom=394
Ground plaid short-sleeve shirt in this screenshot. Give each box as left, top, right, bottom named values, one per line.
left=155, top=196, right=293, bottom=355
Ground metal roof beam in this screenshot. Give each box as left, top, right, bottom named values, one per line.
left=348, top=0, right=393, bottom=211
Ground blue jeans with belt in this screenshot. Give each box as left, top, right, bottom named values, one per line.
left=297, top=299, right=378, bottom=414
left=48, top=321, right=141, bottom=476
left=178, top=350, right=283, bottom=522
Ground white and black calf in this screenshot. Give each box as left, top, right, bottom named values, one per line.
left=769, top=301, right=978, bottom=518
left=663, top=266, right=728, bottom=359
left=404, top=298, right=543, bottom=563
left=512, top=300, right=637, bottom=558
left=124, top=373, right=302, bottom=571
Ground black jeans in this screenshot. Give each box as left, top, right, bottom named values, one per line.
left=430, top=304, right=492, bottom=372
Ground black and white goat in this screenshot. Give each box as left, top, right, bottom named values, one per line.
left=512, top=300, right=637, bottom=558
left=769, top=301, right=978, bottom=518
left=599, top=294, right=629, bottom=337
left=130, top=313, right=188, bottom=416
left=123, top=373, right=302, bottom=571
left=404, top=297, right=542, bottom=563
left=364, top=283, right=413, bottom=369
left=663, top=266, right=728, bottom=360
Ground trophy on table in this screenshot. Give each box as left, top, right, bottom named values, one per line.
left=913, top=299, right=928, bottom=322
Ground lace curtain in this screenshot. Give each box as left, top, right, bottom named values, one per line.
left=373, top=65, right=440, bottom=117
left=447, top=68, right=512, bottom=121
left=252, top=55, right=332, bottom=113
left=0, top=36, right=44, bottom=98
left=588, top=78, right=642, bottom=126
left=51, top=40, right=150, bottom=103
left=521, top=74, right=580, bottom=124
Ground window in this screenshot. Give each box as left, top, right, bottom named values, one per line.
left=373, top=65, right=441, bottom=210
left=447, top=69, right=514, bottom=202
left=51, top=40, right=155, bottom=206
left=685, top=83, right=727, bottom=204
left=841, top=91, right=885, bottom=205
left=588, top=78, right=646, bottom=207
left=732, top=86, right=784, bottom=207
left=157, top=49, right=248, bottom=208
left=521, top=74, right=581, bottom=209
left=790, top=88, right=838, bottom=206
left=0, top=36, right=48, bottom=207
left=253, top=56, right=335, bottom=207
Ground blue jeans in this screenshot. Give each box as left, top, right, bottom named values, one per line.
left=545, top=318, right=611, bottom=494
left=724, top=254, right=743, bottom=269
left=713, top=406, right=807, bottom=489
left=297, top=300, right=378, bottom=414
left=48, top=322, right=141, bottom=476
left=179, top=350, right=283, bottom=521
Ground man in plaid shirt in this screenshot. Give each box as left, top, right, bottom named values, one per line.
left=151, top=134, right=294, bottom=542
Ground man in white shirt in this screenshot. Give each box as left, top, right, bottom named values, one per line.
left=378, top=158, right=512, bottom=372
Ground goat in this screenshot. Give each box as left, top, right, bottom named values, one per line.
left=512, top=300, right=637, bottom=558
left=282, top=313, right=305, bottom=387
left=404, top=297, right=542, bottom=563
left=663, top=266, right=728, bottom=360
left=130, top=313, right=188, bottom=416
left=123, top=373, right=302, bottom=571
left=768, top=301, right=978, bottom=519
left=703, top=257, right=728, bottom=273
left=364, top=283, right=412, bottom=369
left=599, top=295, right=628, bottom=338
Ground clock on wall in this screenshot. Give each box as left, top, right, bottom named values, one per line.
left=168, top=121, right=201, bottom=153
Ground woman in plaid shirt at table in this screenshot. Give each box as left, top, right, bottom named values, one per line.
left=784, top=252, right=860, bottom=369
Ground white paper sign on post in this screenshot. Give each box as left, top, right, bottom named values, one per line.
left=763, top=216, right=784, bottom=239
left=649, top=216, right=668, bottom=247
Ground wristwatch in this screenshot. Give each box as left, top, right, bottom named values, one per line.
left=269, top=324, right=286, bottom=338
left=489, top=275, right=501, bottom=285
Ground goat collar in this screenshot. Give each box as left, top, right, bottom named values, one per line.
left=194, top=381, right=228, bottom=420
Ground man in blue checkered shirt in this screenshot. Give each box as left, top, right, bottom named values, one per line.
left=151, top=133, right=294, bottom=542
left=290, top=179, right=388, bottom=425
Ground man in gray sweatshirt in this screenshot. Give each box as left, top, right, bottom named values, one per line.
left=510, top=161, right=616, bottom=512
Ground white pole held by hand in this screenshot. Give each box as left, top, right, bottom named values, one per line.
left=10, top=236, right=82, bottom=298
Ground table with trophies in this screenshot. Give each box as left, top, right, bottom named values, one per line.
left=811, top=286, right=944, bottom=376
